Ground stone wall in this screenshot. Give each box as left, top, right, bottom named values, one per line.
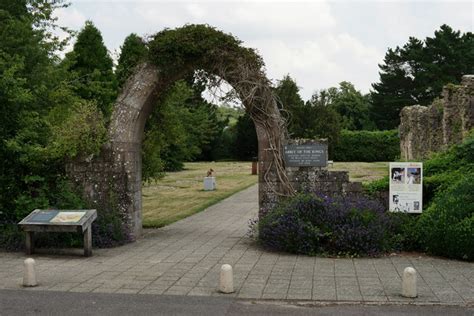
left=286, top=139, right=362, bottom=200
left=258, top=139, right=363, bottom=217
left=400, top=75, right=474, bottom=160
left=66, top=143, right=140, bottom=241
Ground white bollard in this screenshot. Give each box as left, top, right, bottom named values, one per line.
left=401, top=267, right=417, bottom=298
left=219, top=264, right=234, bottom=293
left=23, top=258, right=37, bottom=287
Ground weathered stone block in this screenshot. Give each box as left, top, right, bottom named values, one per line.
left=400, top=75, right=474, bottom=160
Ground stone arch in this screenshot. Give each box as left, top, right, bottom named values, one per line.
left=70, top=25, right=291, bottom=241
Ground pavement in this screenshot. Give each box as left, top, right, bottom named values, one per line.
left=0, top=185, right=473, bottom=306
left=1, top=289, right=473, bottom=316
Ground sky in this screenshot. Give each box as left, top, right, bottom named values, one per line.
left=55, top=0, right=473, bottom=100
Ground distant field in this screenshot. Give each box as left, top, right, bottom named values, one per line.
left=142, top=161, right=258, bottom=228
left=142, top=161, right=388, bottom=228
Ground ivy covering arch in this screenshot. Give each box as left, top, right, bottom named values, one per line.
left=71, top=25, right=293, bottom=241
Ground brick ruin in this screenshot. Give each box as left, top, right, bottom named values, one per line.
left=400, top=75, right=474, bottom=160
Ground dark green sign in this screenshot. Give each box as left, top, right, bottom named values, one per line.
left=284, top=144, right=328, bottom=167
left=20, top=209, right=89, bottom=224
left=29, top=210, right=59, bottom=223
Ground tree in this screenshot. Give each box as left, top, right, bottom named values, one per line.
left=274, top=75, right=305, bottom=136
left=294, top=93, right=342, bottom=156
left=0, top=0, right=28, bottom=18
left=330, top=81, right=374, bottom=130
left=273, top=75, right=343, bottom=154
left=0, top=0, right=93, bottom=231
left=371, top=25, right=473, bottom=129
left=0, top=1, right=117, bottom=249
left=207, top=106, right=244, bottom=160
left=142, top=79, right=222, bottom=179
left=234, top=113, right=258, bottom=160
left=183, top=74, right=222, bottom=162
left=115, top=33, right=148, bottom=88
left=1, top=0, right=57, bottom=216
left=65, top=20, right=117, bottom=118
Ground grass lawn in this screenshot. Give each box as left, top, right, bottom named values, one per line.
left=331, top=161, right=389, bottom=183
left=142, top=161, right=258, bottom=228
left=142, top=161, right=389, bottom=228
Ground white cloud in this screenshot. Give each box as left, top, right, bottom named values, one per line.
left=53, top=7, right=87, bottom=56
left=248, top=32, right=383, bottom=97
left=55, top=7, right=86, bottom=29
left=57, top=0, right=473, bottom=100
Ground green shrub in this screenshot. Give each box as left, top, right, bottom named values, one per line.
left=258, top=193, right=398, bottom=256
left=360, top=132, right=474, bottom=260
left=388, top=212, right=421, bottom=252
left=417, top=173, right=474, bottom=261
left=49, top=100, right=107, bottom=159
left=0, top=178, right=87, bottom=250
left=423, top=132, right=474, bottom=205
left=333, top=129, right=399, bottom=162
left=363, top=176, right=389, bottom=196
left=363, top=131, right=474, bottom=208
left=0, top=225, right=24, bottom=251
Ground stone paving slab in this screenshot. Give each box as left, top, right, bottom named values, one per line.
left=1, top=185, right=473, bottom=305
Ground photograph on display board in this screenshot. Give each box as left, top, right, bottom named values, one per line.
left=391, top=194, right=411, bottom=212
left=392, top=194, right=401, bottom=212
left=389, top=162, right=423, bottom=213
left=413, top=201, right=420, bottom=211
left=406, top=167, right=421, bottom=184
left=390, top=167, right=405, bottom=184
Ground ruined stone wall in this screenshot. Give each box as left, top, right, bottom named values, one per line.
left=66, top=142, right=141, bottom=241
left=258, top=138, right=363, bottom=217
left=400, top=75, right=474, bottom=160
left=286, top=139, right=362, bottom=198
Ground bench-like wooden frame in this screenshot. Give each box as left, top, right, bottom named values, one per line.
left=19, top=209, right=97, bottom=257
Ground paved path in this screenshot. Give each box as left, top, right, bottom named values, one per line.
left=1, top=185, right=473, bottom=305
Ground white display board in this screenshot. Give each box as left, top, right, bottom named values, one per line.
left=389, top=162, right=423, bottom=213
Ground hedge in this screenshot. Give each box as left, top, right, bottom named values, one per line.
left=416, top=172, right=474, bottom=261
left=333, top=130, right=399, bottom=162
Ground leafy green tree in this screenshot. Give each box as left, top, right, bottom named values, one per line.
left=142, top=80, right=221, bottom=180
left=0, top=0, right=28, bottom=18
left=293, top=93, right=342, bottom=156
left=65, top=20, right=117, bottom=118
left=273, top=75, right=342, bottom=155
left=207, top=106, right=244, bottom=160
left=216, top=105, right=244, bottom=126
left=0, top=1, right=112, bottom=248
left=48, top=100, right=106, bottom=159
left=116, top=33, right=148, bottom=88
left=0, top=0, right=65, bottom=217
left=371, top=24, right=473, bottom=129
left=274, top=75, right=305, bottom=134
left=185, top=75, right=222, bottom=161
left=234, top=113, right=258, bottom=161
left=330, top=81, right=374, bottom=130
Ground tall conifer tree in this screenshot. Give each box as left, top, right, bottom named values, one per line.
left=116, top=33, right=148, bottom=88
left=66, top=21, right=117, bottom=118
left=371, top=25, right=473, bottom=129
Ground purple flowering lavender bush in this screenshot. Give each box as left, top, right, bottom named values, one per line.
left=258, top=193, right=396, bottom=256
